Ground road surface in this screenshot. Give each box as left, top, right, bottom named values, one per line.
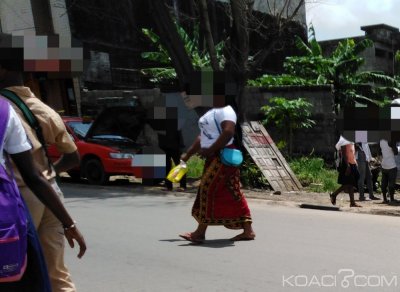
left=62, top=182, right=400, bottom=292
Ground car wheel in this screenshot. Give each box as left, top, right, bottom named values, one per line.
left=84, top=159, right=109, bottom=185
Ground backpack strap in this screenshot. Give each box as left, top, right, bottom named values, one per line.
left=0, top=89, right=52, bottom=170
left=0, top=98, right=10, bottom=150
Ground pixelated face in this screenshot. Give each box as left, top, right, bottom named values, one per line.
left=0, top=33, right=83, bottom=76
left=338, top=102, right=400, bottom=143
left=181, top=92, right=214, bottom=109
left=182, top=70, right=236, bottom=109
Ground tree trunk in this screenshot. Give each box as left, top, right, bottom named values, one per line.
left=198, top=0, right=220, bottom=71
left=228, top=0, right=253, bottom=124
left=148, top=0, right=194, bottom=89
left=289, top=125, right=293, bottom=157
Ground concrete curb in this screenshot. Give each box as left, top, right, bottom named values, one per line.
left=299, top=204, right=341, bottom=211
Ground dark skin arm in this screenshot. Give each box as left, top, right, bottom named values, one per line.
left=388, top=141, right=399, bottom=155
left=10, top=150, right=86, bottom=258
left=181, top=135, right=201, bottom=162
left=53, top=150, right=80, bottom=174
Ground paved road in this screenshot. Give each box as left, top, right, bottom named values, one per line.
left=61, top=182, right=400, bottom=292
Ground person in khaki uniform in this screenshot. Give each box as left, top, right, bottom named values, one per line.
left=1, top=71, right=82, bottom=290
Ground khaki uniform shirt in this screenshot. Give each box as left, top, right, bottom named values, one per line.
left=6, top=86, right=77, bottom=186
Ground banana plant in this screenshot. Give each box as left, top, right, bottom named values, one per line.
left=250, top=26, right=400, bottom=114
left=141, top=24, right=225, bottom=83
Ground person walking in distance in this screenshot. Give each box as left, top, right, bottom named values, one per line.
left=355, top=142, right=379, bottom=201
left=330, top=136, right=361, bottom=207
left=379, top=139, right=398, bottom=203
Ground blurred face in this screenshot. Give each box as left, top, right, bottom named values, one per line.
left=181, top=92, right=226, bottom=109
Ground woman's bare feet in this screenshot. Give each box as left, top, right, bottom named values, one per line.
left=179, top=232, right=205, bottom=243
left=230, top=232, right=256, bottom=241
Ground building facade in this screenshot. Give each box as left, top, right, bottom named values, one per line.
left=1, top=0, right=307, bottom=114
left=319, top=24, right=400, bottom=76
left=0, top=0, right=81, bottom=115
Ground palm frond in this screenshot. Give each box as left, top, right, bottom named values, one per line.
left=357, top=71, right=399, bottom=87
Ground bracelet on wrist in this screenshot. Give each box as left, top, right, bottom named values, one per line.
left=63, top=221, right=77, bottom=231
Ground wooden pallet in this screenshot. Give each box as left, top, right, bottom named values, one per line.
left=241, top=121, right=302, bottom=191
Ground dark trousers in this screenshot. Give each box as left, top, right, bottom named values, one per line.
left=381, top=167, right=397, bottom=200
left=165, top=149, right=187, bottom=190
left=371, top=167, right=380, bottom=191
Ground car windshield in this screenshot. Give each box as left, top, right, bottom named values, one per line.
left=67, top=121, right=92, bottom=137
left=91, top=135, right=135, bottom=143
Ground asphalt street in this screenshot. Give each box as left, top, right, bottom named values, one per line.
left=62, top=182, right=400, bottom=292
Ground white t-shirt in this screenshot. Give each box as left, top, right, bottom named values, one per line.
left=1, top=103, right=31, bottom=165
left=380, top=139, right=397, bottom=170
left=198, top=105, right=237, bottom=148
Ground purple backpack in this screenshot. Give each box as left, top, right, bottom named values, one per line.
left=0, top=98, right=28, bottom=282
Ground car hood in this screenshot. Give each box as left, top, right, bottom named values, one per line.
left=85, top=106, right=146, bottom=145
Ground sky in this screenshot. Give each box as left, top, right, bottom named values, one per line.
left=305, top=0, right=400, bottom=41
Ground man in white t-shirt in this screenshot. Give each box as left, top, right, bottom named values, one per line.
left=379, top=139, right=398, bottom=203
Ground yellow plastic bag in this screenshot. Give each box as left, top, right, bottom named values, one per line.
left=166, top=163, right=188, bottom=183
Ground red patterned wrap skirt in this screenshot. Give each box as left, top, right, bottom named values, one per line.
left=192, top=155, right=252, bottom=229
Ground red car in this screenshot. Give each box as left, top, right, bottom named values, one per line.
left=48, top=107, right=144, bottom=185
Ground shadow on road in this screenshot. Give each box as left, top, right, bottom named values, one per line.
left=160, top=239, right=235, bottom=248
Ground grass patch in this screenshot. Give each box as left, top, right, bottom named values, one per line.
left=186, top=155, right=205, bottom=178
left=289, top=156, right=339, bottom=193
left=185, top=155, right=339, bottom=192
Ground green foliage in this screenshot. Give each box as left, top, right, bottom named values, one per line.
left=186, top=154, right=343, bottom=192
left=289, top=157, right=339, bottom=192
left=141, top=25, right=225, bottom=83
left=275, top=140, right=287, bottom=151
left=186, top=155, right=205, bottom=179
left=261, top=97, right=315, bottom=156
left=261, top=97, right=315, bottom=130
left=249, top=32, right=400, bottom=113
left=184, top=154, right=271, bottom=189
left=248, top=74, right=315, bottom=86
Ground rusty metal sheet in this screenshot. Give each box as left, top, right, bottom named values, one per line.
left=241, top=121, right=302, bottom=191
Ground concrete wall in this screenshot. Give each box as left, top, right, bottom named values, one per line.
left=49, top=0, right=72, bottom=47
left=0, top=0, right=35, bottom=34
left=216, top=0, right=306, bottom=25
left=245, top=86, right=336, bottom=159
left=79, top=86, right=337, bottom=159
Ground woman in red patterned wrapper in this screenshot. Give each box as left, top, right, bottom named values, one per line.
left=178, top=74, right=255, bottom=243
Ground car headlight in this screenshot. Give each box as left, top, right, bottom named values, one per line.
left=109, top=153, right=134, bottom=159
